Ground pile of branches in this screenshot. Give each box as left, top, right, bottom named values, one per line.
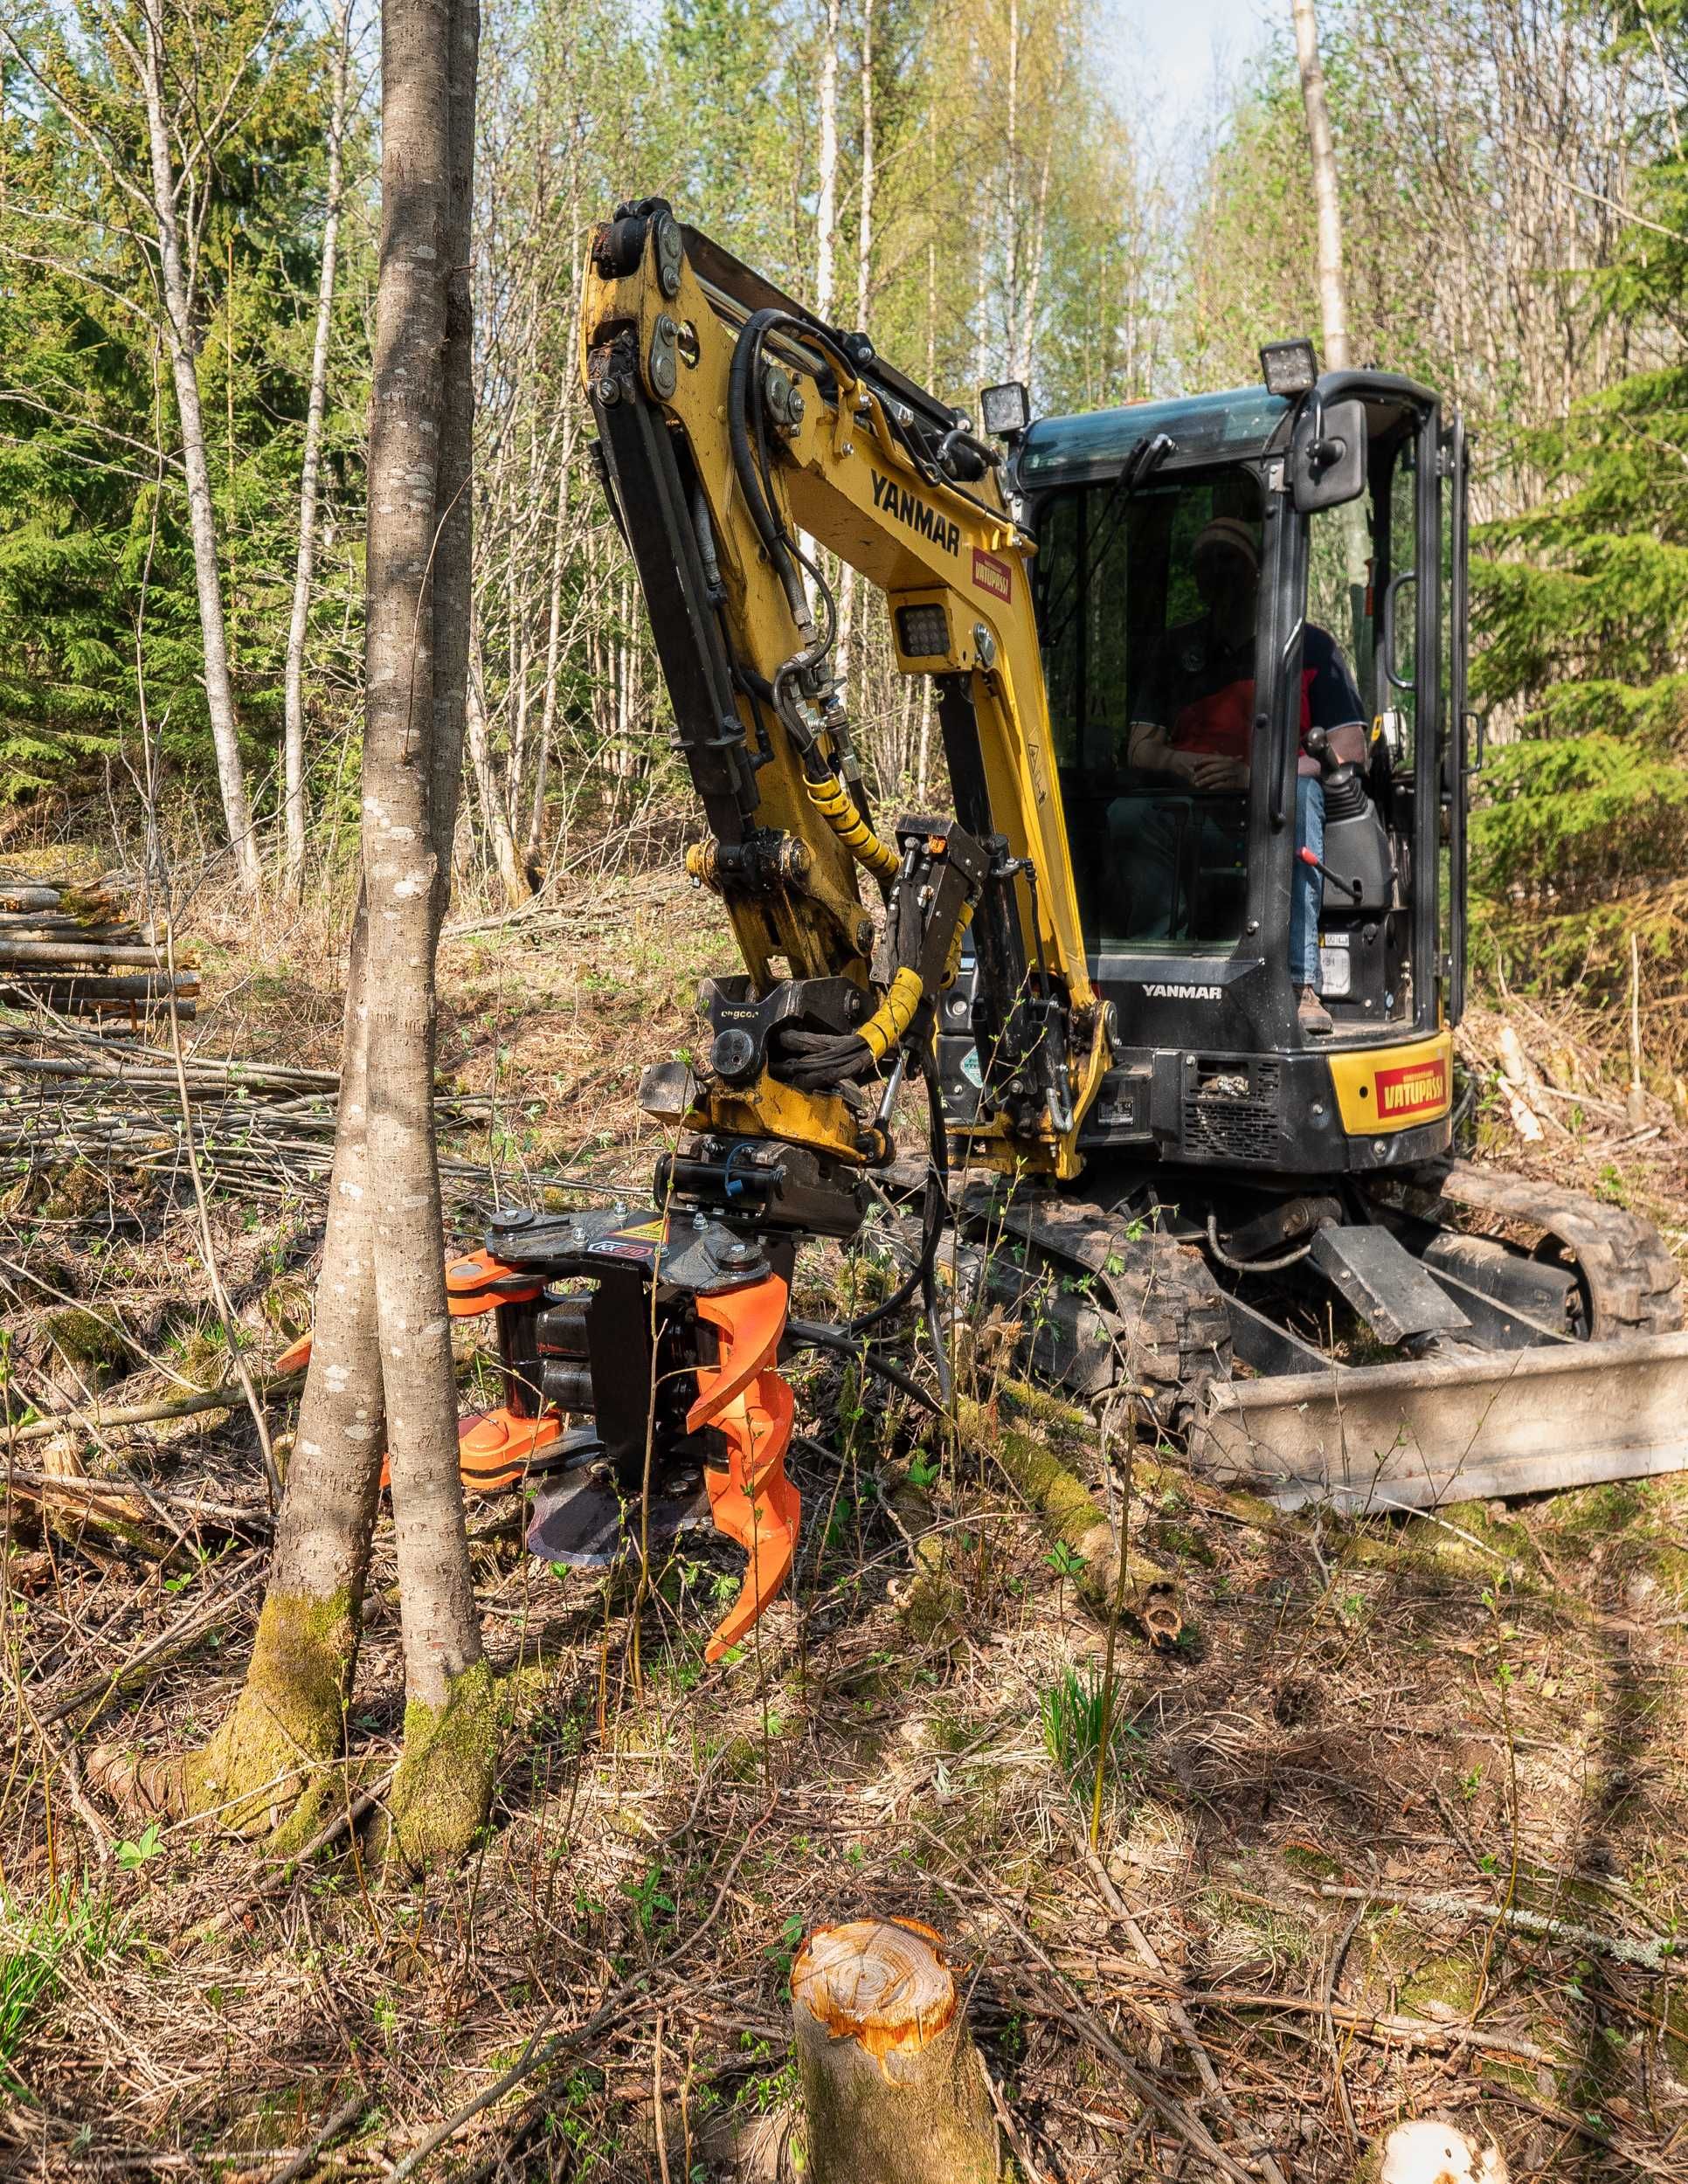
left=0, top=870, right=197, bottom=1020
left=0, top=1009, right=631, bottom=1216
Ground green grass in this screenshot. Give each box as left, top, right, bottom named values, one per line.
left=0, top=1887, right=118, bottom=2097
left=1039, top=1663, right=1138, bottom=1812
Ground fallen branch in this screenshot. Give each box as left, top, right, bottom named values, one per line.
left=5, top=1370, right=304, bottom=1447
left=38, top=1564, right=266, bottom=1729
left=1311, top=1882, right=1682, bottom=1975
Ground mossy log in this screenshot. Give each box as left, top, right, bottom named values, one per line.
left=791, top=1918, right=999, bottom=2184
left=956, top=1395, right=1181, bottom=1644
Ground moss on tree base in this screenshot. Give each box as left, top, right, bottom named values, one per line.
left=376, top=1656, right=500, bottom=1873
left=178, top=1586, right=358, bottom=1846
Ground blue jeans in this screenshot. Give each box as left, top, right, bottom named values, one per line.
left=1292, top=775, right=1325, bottom=989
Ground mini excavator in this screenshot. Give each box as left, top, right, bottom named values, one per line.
left=315, top=202, right=1688, bottom=1663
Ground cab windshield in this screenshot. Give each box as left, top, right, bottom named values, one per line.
left=1035, top=469, right=1264, bottom=956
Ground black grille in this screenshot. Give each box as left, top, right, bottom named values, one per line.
left=1182, top=1058, right=1282, bottom=1162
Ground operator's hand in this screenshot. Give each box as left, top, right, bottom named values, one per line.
left=1190, top=754, right=1249, bottom=791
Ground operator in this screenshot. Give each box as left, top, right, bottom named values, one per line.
left=1120, top=515, right=1367, bottom=1037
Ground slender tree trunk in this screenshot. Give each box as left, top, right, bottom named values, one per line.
left=834, top=0, right=875, bottom=698
left=467, top=632, right=529, bottom=905
left=364, top=0, right=493, bottom=1871
left=282, top=0, right=355, bottom=895
left=524, top=463, right=570, bottom=871
left=160, top=905, right=387, bottom=1842
left=1291, top=0, right=1351, bottom=369
left=135, top=9, right=260, bottom=894
left=816, top=0, right=841, bottom=321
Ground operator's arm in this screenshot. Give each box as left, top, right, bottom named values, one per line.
left=1124, top=643, right=1246, bottom=790
left=1125, top=645, right=1200, bottom=780
left=1299, top=625, right=1368, bottom=775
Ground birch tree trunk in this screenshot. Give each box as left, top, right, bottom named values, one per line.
left=834, top=0, right=874, bottom=700
left=363, top=0, right=495, bottom=1870
left=816, top=0, right=841, bottom=321
left=135, top=6, right=260, bottom=894
left=282, top=0, right=355, bottom=895
left=1291, top=0, right=1351, bottom=369
left=467, top=635, right=531, bottom=905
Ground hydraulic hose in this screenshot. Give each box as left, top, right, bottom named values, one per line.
left=1205, top=1211, right=1317, bottom=1274
left=856, top=967, right=924, bottom=1063
left=803, top=767, right=900, bottom=883
left=786, top=1320, right=941, bottom=1414
left=839, top=1056, right=951, bottom=1338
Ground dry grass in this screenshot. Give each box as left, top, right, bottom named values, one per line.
left=0, top=860, right=1686, bottom=2181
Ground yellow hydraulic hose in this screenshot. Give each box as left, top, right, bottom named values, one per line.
left=856, top=966, right=924, bottom=1062
left=805, top=771, right=900, bottom=884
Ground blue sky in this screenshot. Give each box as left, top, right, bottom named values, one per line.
left=1114, top=0, right=1278, bottom=139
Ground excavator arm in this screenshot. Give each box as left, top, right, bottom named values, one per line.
left=581, top=200, right=1110, bottom=1182
left=286, top=203, right=1116, bottom=1664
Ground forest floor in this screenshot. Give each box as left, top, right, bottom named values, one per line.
left=2, top=852, right=1688, bottom=2182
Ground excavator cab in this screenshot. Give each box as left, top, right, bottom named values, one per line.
left=999, top=368, right=1473, bottom=1179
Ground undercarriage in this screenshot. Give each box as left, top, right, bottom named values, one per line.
left=939, top=1157, right=1686, bottom=1512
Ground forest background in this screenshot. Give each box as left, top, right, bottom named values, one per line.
left=0, top=0, right=1685, bottom=1023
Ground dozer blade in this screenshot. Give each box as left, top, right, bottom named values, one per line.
left=688, top=1275, right=800, bottom=1661
left=1196, top=1330, right=1688, bottom=1511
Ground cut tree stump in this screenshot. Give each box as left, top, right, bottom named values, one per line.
left=791, top=1918, right=999, bottom=2184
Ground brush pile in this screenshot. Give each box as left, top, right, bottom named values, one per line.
left=0, top=869, right=197, bottom=1021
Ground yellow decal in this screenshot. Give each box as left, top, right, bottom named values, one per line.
left=1326, top=1029, right=1455, bottom=1136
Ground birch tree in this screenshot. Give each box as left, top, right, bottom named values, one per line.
left=1291, top=0, right=1351, bottom=367
left=282, top=0, right=357, bottom=893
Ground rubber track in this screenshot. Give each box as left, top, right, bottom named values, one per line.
left=960, top=1191, right=1234, bottom=1433
left=1378, top=1159, right=1684, bottom=1340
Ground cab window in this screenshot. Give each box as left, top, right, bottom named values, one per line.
left=1035, top=469, right=1263, bottom=954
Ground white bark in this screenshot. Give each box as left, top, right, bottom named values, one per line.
left=467, top=634, right=529, bottom=905
left=135, top=5, right=259, bottom=894
left=1291, top=0, right=1351, bottom=370
left=816, top=0, right=841, bottom=320
left=282, top=0, right=355, bottom=895
left=834, top=0, right=874, bottom=695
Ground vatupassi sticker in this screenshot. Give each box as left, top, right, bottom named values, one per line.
left=871, top=469, right=960, bottom=555
left=972, top=547, right=1013, bottom=604
left=1141, top=982, right=1222, bottom=1001
left=1373, top=1055, right=1449, bottom=1120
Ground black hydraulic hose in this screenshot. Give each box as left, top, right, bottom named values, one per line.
left=786, top=1320, right=941, bottom=1414
left=837, top=1049, right=950, bottom=1337
left=1204, top=1211, right=1316, bottom=1274
left=727, top=309, right=790, bottom=556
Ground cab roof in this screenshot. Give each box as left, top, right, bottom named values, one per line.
left=1018, top=387, right=1290, bottom=485
left=1016, top=371, right=1439, bottom=489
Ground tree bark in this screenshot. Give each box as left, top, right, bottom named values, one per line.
left=833, top=0, right=875, bottom=696
left=467, top=633, right=530, bottom=906
left=792, top=1918, right=999, bottom=2184
left=135, top=6, right=260, bottom=895
left=282, top=0, right=355, bottom=895
left=524, top=463, right=570, bottom=871
left=153, top=902, right=387, bottom=1842
left=363, top=0, right=494, bottom=1872
left=1291, top=0, right=1351, bottom=370
left=815, top=0, right=841, bottom=321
